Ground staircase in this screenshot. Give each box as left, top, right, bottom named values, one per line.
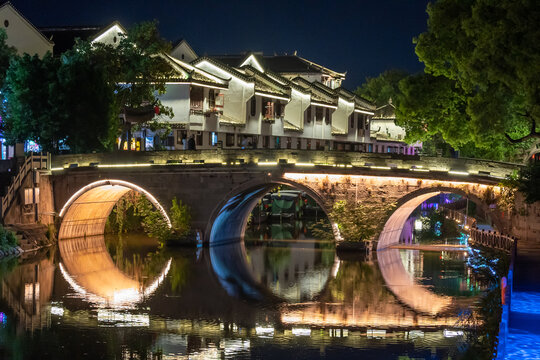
left=4, top=223, right=49, bottom=252
left=0, top=153, right=48, bottom=220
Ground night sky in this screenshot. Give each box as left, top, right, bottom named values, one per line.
left=13, top=0, right=430, bottom=88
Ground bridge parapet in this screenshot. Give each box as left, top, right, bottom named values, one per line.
left=49, top=150, right=520, bottom=181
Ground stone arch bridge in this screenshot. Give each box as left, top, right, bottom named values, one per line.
left=29, top=150, right=514, bottom=246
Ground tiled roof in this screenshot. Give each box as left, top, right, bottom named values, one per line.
left=192, top=56, right=253, bottom=83
left=243, top=66, right=290, bottom=98
left=161, top=53, right=228, bottom=88
left=291, top=77, right=337, bottom=106
left=209, top=53, right=345, bottom=78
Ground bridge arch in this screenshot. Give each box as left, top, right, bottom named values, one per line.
left=376, top=187, right=497, bottom=315
left=205, top=176, right=332, bottom=246
left=58, top=179, right=171, bottom=240
left=205, top=175, right=338, bottom=301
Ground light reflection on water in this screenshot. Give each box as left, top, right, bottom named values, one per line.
left=0, top=216, right=496, bottom=359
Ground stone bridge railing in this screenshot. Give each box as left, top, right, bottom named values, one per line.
left=48, top=149, right=520, bottom=181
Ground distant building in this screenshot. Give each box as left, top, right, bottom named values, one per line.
left=0, top=2, right=52, bottom=58
left=370, top=101, right=421, bottom=155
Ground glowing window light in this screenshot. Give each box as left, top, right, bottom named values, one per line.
left=292, top=328, right=311, bottom=336
left=443, top=329, right=464, bottom=337
left=59, top=179, right=171, bottom=228
left=414, top=219, right=423, bottom=231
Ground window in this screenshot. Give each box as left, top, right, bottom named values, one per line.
left=305, top=106, right=311, bottom=123
left=196, top=131, right=203, bottom=146
left=275, top=102, right=284, bottom=118
left=263, top=99, right=275, bottom=120
left=297, top=138, right=302, bottom=149
left=263, top=135, right=270, bottom=148
left=350, top=113, right=355, bottom=128
left=287, top=137, right=292, bottom=149
left=306, top=139, right=311, bottom=150
left=364, top=115, right=369, bottom=130
left=325, top=108, right=331, bottom=125
left=24, top=188, right=33, bottom=205
left=315, top=107, right=323, bottom=122
left=275, top=136, right=280, bottom=149
left=226, top=133, right=235, bottom=147
left=190, top=86, right=203, bottom=110
left=181, top=54, right=185, bottom=60
left=209, top=132, right=218, bottom=146
left=250, top=96, right=256, bottom=117
left=209, top=89, right=215, bottom=109
left=177, top=130, right=187, bottom=145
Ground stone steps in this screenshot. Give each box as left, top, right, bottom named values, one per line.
left=5, top=223, right=49, bottom=251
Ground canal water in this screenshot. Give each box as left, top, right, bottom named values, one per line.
left=0, top=198, right=506, bottom=359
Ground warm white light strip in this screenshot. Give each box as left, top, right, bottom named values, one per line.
left=167, top=55, right=226, bottom=83
left=92, top=25, right=125, bottom=44
left=311, top=102, right=338, bottom=109
left=50, top=167, right=64, bottom=171
left=371, top=166, right=391, bottom=170
left=190, top=82, right=229, bottom=90
left=97, top=163, right=152, bottom=168
left=257, top=161, right=278, bottom=166
left=59, top=179, right=172, bottom=228
left=354, top=109, right=375, bottom=115
left=448, top=170, right=469, bottom=176
left=410, top=168, right=430, bottom=172
left=196, top=60, right=253, bottom=87
left=240, top=54, right=265, bottom=73
left=254, top=92, right=290, bottom=101
left=283, top=173, right=499, bottom=192
left=295, top=163, right=315, bottom=167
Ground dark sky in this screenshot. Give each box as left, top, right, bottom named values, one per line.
left=13, top=0, right=430, bottom=88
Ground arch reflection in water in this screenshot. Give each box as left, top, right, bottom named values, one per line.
left=59, top=235, right=171, bottom=306
left=377, top=191, right=477, bottom=315
left=209, top=185, right=338, bottom=302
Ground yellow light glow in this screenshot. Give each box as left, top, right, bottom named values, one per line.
left=257, top=162, right=278, bottom=166
left=50, top=167, right=64, bottom=171
left=295, top=163, right=315, bottom=167
left=311, top=102, right=338, bottom=109
left=59, top=179, right=172, bottom=228
left=97, top=163, right=152, bottom=168
left=448, top=170, right=469, bottom=176
left=371, top=166, right=391, bottom=170
left=254, top=91, right=290, bottom=101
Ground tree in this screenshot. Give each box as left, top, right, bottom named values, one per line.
left=0, top=28, right=16, bottom=86
left=413, top=0, right=540, bottom=150
left=1, top=21, right=175, bottom=153
left=355, top=69, right=408, bottom=107
left=2, top=53, right=63, bottom=153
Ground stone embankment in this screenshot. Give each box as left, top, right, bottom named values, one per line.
left=2, top=223, right=51, bottom=259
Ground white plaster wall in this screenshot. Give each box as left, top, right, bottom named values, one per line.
left=283, top=89, right=310, bottom=131
left=92, top=24, right=125, bottom=47
left=170, top=42, right=197, bottom=62
left=0, top=6, right=52, bottom=57
left=158, top=84, right=190, bottom=123
left=332, top=98, right=354, bottom=135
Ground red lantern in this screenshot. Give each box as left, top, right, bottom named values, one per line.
left=154, top=106, right=160, bottom=115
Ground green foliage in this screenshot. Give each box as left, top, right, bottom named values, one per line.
left=517, top=161, right=540, bottom=204
left=107, top=192, right=192, bottom=243
left=0, top=28, right=15, bottom=87
left=312, top=200, right=395, bottom=242
left=0, top=225, right=18, bottom=251
left=355, top=69, right=409, bottom=107
left=406, top=0, right=540, bottom=158
left=1, top=21, right=174, bottom=153
left=169, top=197, right=191, bottom=238
left=1, top=53, right=62, bottom=152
